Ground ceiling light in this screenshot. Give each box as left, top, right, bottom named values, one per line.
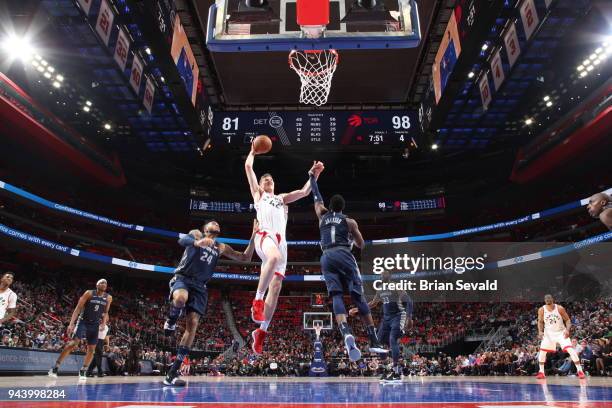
left=546, top=101, right=552, bottom=107
left=145, top=47, right=151, bottom=55
left=83, top=106, right=90, bottom=112
left=85, top=100, right=92, bottom=106
left=40, top=60, right=48, bottom=66
left=431, top=144, right=439, bottom=150
left=36, top=66, right=44, bottom=73
left=525, top=118, right=533, bottom=125
left=52, top=81, right=61, bottom=88
left=56, top=74, right=64, bottom=82
left=43, top=72, right=51, bottom=78
left=104, top=123, right=112, bottom=130
left=543, top=95, right=550, bottom=101
left=593, top=58, right=601, bottom=65
left=586, top=65, right=594, bottom=71
left=47, top=66, right=54, bottom=73
left=481, top=43, right=488, bottom=51
left=579, top=71, right=587, bottom=77
left=468, top=72, right=475, bottom=79
left=1, top=34, right=35, bottom=61
left=595, top=47, right=602, bottom=54
left=576, top=65, right=584, bottom=71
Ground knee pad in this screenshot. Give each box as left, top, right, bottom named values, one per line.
left=350, top=292, right=370, bottom=316
left=331, top=293, right=347, bottom=315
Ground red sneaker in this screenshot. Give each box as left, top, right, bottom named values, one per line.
left=577, top=371, right=586, bottom=379
left=535, top=372, right=546, bottom=379
left=251, top=299, right=265, bottom=323
left=251, top=328, right=266, bottom=355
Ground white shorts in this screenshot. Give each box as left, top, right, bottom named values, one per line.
left=540, top=330, right=572, bottom=352
left=254, top=230, right=288, bottom=279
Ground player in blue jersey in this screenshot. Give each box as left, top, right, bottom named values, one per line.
left=352, top=270, right=413, bottom=383
left=162, top=219, right=258, bottom=386
left=308, top=162, right=387, bottom=362
left=49, top=279, right=112, bottom=380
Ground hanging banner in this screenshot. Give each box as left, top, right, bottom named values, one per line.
left=113, top=28, right=131, bottom=72
left=77, top=0, right=93, bottom=15
left=129, top=54, right=144, bottom=94
left=519, top=0, right=539, bottom=41
left=95, top=0, right=115, bottom=46
left=490, top=48, right=505, bottom=91
left=503, top=21, right=521, bottom=68
left=478, top=73, right=492, bottom=111
left=143, top=76, right=156, bottom=114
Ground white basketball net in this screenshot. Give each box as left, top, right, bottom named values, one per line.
left=289, top=49, right=339, bottom=106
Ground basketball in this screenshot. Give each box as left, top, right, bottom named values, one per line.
left=252, top=135, right=272, bottom=155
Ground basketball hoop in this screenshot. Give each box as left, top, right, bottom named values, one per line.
left=289, top=49, right=339, bottom=106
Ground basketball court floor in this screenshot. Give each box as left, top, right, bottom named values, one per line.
left=0, top=376, right=609, bottom=407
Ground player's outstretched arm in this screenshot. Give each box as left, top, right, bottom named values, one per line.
left=245, top=148, right=262, bottom=202
left=220, top=220, right=259, bottom=262
left=537, top=307, right=544, bottom=339
left=346, top=218, right=365, bottom=249
left=178, top=230, right=202, bottom=247
left=308, top=163, right=327, bottom=219
left=558, top=305, right=572, bottom=337
left=282, top=161, right=324, bottom=204
left=68, top=290, right=93, bottom=334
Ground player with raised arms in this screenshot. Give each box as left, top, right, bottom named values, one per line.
left=162, top=219, right=259, bottom=386
left=49, top=279, right=112, bottom=380
left=536, top=294, right=585, bottom=379
left=308, top=162, right=387, bottom=361
left=245, top=136, right=320, bottom=354
left=352, top=270, right=413, bottom=383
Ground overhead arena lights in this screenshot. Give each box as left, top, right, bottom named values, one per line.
left=576, top=39, right=611, bottom=78
left=468, top=72, right=475, bottom=79
left=1, top=34, right=35, bottom=62
left=525, top=118, right=533, bottom=125
left=104, top=123, right=112, bottom=130
left=431, top=144, right=439, bottom=150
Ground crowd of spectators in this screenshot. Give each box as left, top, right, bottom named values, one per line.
left=1, top=266, right=609, bottom=378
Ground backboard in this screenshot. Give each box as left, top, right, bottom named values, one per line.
left=207, top=0, right=421, bottom=51
left=304, top=312, right=333, bottom=330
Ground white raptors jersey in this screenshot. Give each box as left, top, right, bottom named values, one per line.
left=255, top=192, right=288, bottom=237
left=543, top=304, right=565, bottom=333
left=0, top=288, right=17, bottom=320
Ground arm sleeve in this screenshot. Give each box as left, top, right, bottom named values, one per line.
left=178, top=234, right=196, bottom=247
left=309, top=173, right=323, bottom=203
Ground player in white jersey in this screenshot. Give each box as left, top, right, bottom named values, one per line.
left=245, top=146, right=321, bottom=354
left=536, top=294, right=585, bottom=379
left=0, top=272, right=17, bottom=327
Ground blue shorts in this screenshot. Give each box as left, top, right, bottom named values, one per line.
left=169, top=275, right=208, bottom=316
left=73, top=321, right=99, bottom=346
left=321, top=247, right=363, bottom=296
left=377, top=314, right=402, bottom=345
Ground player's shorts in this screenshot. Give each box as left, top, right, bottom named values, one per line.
left=73, top=321, right=99, bottom=346
left=169, top=275, right=208, bottom=316
left=377, top=313, right=403, bottom=345
left=254, top=230, right=288, bottom=278
left=540, top=330, right=573, bottom=352
left=320, top=247, right=363, bottom=296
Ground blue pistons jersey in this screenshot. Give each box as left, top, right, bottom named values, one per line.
left=319, top=212, right=352, bottom=251
left=174, top=234, right=220, bottom=285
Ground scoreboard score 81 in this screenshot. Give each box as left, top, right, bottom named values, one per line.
left=212, top=110, right=422, bottom=148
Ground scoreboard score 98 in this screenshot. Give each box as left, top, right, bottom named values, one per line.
left=211, top=110, right=422, bottom=148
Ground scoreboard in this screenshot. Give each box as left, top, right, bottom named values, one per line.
left=211, top=111, right=421, bottom=147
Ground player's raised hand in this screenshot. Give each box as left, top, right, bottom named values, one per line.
left=348, top=307, right=359, bottom=317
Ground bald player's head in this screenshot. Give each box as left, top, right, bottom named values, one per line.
left=587, top=193, right=611, bottom=218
